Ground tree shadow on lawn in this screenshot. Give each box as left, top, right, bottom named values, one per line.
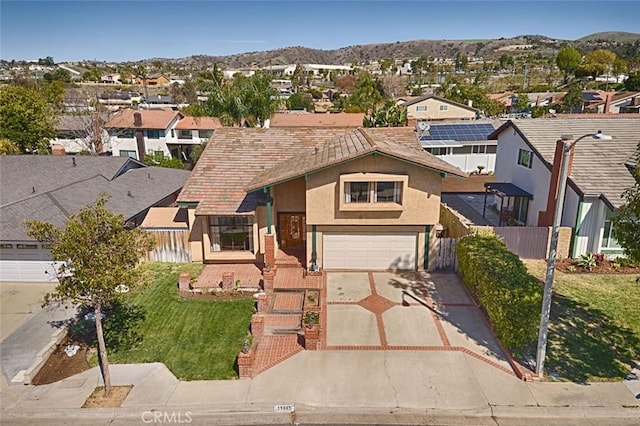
left=546, top=293, right=640, bottom=383
left=66, top=301, right=147, bottom=350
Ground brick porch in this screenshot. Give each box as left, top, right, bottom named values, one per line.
left=195, top=263, right=263, bottom=289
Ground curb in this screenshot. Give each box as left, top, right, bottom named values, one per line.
left=22, top=327, right=68, bottom=384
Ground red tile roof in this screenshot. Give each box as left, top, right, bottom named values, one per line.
left=104, top=108, right=181, bottom=130
left=176, top=116, right=222, bottom=130
left=178, top=127, right=466, bottom=216
left=269, top=112, right=365, bottom=127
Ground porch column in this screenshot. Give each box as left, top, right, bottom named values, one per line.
left=264, top=186, right=272, bottom=234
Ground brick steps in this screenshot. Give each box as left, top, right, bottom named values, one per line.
left=273, top=267, right=322, bottom=290
left=263, top=314, right=301, bottom=334
left=271, top=292, right=303, bottom=313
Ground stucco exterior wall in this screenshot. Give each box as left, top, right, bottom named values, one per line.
left=407, top=98, right=476, bottom=121
left=273, top=178, right=306, bottom=213
left=188, top=212, right=204, bottom=262
left=305, top=155, right=442, bottom=226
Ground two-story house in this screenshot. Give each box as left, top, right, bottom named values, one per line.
left=489, top=118, right=639, bottom=258
left=397, top=95, right=478, bottom=125
left=104, top=109, right=221, bottom=161
left=177, top=127, right=466, bottom=271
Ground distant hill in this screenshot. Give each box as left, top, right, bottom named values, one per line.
left=577, top=31, right=640, bottom=44
left=124, top=33, right=639, bottom=70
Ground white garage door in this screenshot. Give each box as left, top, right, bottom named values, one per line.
left=0, top=243, right=59, bottom=282
left=323, top=233, right=417, bottom=270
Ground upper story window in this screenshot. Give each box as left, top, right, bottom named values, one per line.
left=426, top=147, right=452, bottom=156
left=340, top=173, right=408, bottom=211
left=200, top=130, right=214, bottom=139
left=178, top=130, right=193, bottom=139
left=416, top=105, right=427, bottom=112
left=345, top=182, right=370, bottom=203
left=517, top=148, right=533, bottom=168
left=146, top=129, right=162, bottom=139
left=375, top=181, right=402, bottom=203
left=439, top=105, right=448, bottom=111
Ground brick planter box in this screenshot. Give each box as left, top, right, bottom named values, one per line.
left=303, top=289, right=321, bottom=316
left=237, top=349, right=254, bottom=378
left=303, top=324, right=320, bottom=350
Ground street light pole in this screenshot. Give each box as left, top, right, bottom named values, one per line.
left=535, top=131, right=612, bottom=377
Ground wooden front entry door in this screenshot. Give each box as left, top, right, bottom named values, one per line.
left=279, top=213, right=305, bottom=248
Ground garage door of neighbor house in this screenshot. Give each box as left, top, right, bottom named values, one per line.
left=323, top=233, right=417, bottom=270
left=0, top=244, right=59, bottom=282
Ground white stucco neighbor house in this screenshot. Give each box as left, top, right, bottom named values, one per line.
left=489, top=118, right=639, bottom=258
left=418, top=121, right=499, bottom=173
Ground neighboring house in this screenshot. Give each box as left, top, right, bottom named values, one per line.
left=397, top=95, right=478, bottom=124
left=50, top=113, right=112, bottom=154
left=583, top=91, right=640, bottom=114
left=171, top=116, right=221, bottom=160
left=0, top=156, right=191, bottom=282
left=177, top=127, right=466, bottom=271
left=98, top=91, right=142, bottom=110
left=104, top=108, right=220, bottom=161
left=136, top=74, right=170, bottom=86
left=100, top=73, right=121, bottom=84
left=140, top=95, right=187, bottom=110
left=268, top=112, right=365, bottom=127
left=489, top=118, right=639, bottom=258
left=418, top=122, right=499, bottom=173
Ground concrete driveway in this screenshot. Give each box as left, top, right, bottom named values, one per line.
left=324, top=271, right=516, bottom=376
left=0, top=282, right=76, bottom=392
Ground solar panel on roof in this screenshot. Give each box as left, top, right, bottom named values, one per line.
left=419, top=123, right=495, bottom=141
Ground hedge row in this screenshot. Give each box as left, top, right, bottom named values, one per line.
left=456, top=232, right=542, bottom=353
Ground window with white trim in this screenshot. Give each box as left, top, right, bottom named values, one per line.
left=416, top=105, right=427, bottom=112
left=439, top=105, right=448, bottom=111
left=602, top=210, right=621, bottom=250
left=344, top=182, right=370, bottom=203
left=375, top=181, right=402, bottom=203
left=340, top=173, right=407, bottom=211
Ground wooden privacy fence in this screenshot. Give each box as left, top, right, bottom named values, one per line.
left=433, top=237, right=459, bottom=271
left=143, top=229, right=191, bottom=263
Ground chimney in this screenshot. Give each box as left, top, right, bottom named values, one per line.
left=133, top=111, right=142, bottom=126
left=92, top=111, right=102, bottom=153
left=467, top=99, right=473, bottom=108
left=538, top=140, right=575, bottom=226
left=535, top=95, right=542, bottom=107
left=631, top=96, right=640, bottom=107
left=603, top=93, right=612, bottom=114
left=51, top=144, right=66, bottom=156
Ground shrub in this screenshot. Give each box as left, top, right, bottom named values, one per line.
left=577, top=252, right=597, bottom=271
left=456, top=233, right=542, bottom=353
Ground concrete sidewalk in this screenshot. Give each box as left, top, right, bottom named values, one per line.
left=0, top=282, right=76, bottom=392
left=2, top=354, right=639, bottom=425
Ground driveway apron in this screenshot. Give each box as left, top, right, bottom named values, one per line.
left=324, top=271, right=516, bottom=376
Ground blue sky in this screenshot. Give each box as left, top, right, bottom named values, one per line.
left=1, top=1, right=638, bottom=62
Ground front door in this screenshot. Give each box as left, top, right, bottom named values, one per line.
left=279, top=213, right=305, bottom=248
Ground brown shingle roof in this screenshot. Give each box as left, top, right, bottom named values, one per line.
left=178, top=127, right=466, bottom=216
left=269, top=112, right=365, bottom=127
left=175, top=116, right=222, bottom=130
left=104, top=109, right=181, bottom=130
left=490, top=118, right=640, bottom=209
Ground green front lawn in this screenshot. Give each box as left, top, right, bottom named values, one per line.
left=102, top=263, right=255, bottom=380
left=524, top=260, right=640, bottom=382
